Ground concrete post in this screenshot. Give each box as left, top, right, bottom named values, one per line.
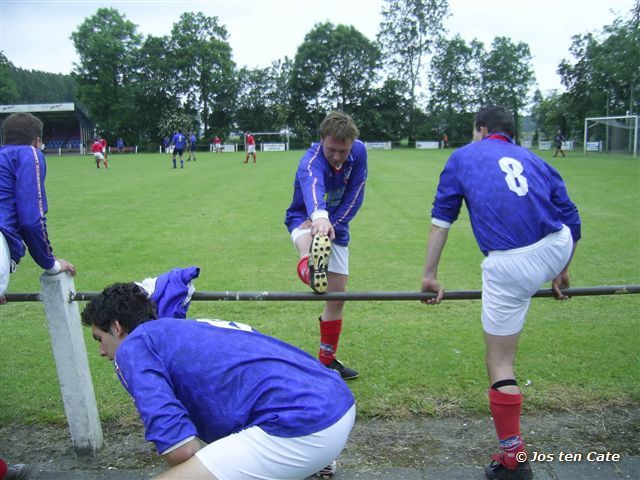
left=40, top=272, right=103, bottom=455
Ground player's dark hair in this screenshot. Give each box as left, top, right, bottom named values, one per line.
left=81, top=283, right=157, bottom=334
left=475, top=106, right=515, bottom=137
left=319, top=111, right=359, bottom=141
left=1, top=112, right=44, bottom=145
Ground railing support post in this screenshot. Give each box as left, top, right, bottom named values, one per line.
left=40, top=272, right=103, bottom=455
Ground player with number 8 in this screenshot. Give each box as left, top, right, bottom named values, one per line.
left=420, top=105, right=581, bottom=480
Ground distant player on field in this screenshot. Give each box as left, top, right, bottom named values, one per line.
left=100, top=136, right=108, bottom=161
left=421, top=105, right=581, bottom=480
left=244, top=132, right=256, bottom=163
left=82, top=282, right=355, bottom=479
left=91, top=138, right=108, bottom=168
left=213, top=136, right=221, bottom=153
left=188, top=132, right=197, bottom=162
left=170, top=130, right=187, bottom=169
left=284, top=111, right=368, bottom=381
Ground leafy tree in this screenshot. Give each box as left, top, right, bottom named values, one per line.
left=131, top=35, right=180, bottom=143
left=71, top=8, right=141, bottom=139
left=0, top=52, right=19, bottom=104
left=9, top=68, right=76, bottom=103
left=531, top=89, right=568, bottom=141
left=558, top=10, right=640, bottom=134
left=377, top=0, right=449, bottom=140
left=169, top=12, right=236, bottom=134
left=478, top=37, right=534, bottom=141
left=427, top=35, right=478, bottom=143
left=158, top=111, right=198, bottom=138
left=358, top=79, right=410, bottom=141
left=235, top=59, right=293, bottom=134
left=290, top=22, right=380, bottom=138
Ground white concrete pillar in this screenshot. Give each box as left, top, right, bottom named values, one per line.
left=40, top=272, right=103, bottom=455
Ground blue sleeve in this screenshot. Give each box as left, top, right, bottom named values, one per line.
left=547, top=165, right=581, bottom=241
left=115, top=335, right=198, bottom=454
left=332, top=150, right=368, bottom=227
left=431, top=155, right=464, bottom=225
left=297, top=145, right=327, bottom=217
left=16, top=148, right=56, bottom=270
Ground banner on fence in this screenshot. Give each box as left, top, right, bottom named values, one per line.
left=416, top=141, right=439, bottom=149
left=261, top=143, right=286, bottom=152
left=586, top=141, right=602, bottom=152
left=365, top=141, right=392, bottom=150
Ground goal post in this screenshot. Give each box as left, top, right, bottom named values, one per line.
left=584, top=115, right=639, bottom=158
left=244, top=130, right=291, bottom=152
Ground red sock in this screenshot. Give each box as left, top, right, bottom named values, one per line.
left=0, top=458, right=7, bottom=478
left=318, top=318, right=342, bottom=365
left=297, top=256, right=310, bottom=285
left=489, top=388, right=525, bottom=469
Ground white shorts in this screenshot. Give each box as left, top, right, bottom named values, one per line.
left=195, top=404, right=356, bottom=480
left=0, top=232, right=12, bottom=296
left=94, top=152, right=104, bottom=161
left=291, top=227, right=349, bottom=275
left=247, top=144, right=256, bottom=154
left=481, top=226, right=573, bottom=336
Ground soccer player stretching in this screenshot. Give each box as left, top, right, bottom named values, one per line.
left=421, top=106, right=580, bottom=480
left=285, top=111, right=368, bottom=380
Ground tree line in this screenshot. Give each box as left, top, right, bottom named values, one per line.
left=1, top=0, right=638, bottom=149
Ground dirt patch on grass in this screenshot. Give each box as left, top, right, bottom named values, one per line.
left=1, top=405, right=638, bottom=474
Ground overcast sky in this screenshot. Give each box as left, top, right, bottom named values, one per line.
left=0, top=0, right=635, bottom=95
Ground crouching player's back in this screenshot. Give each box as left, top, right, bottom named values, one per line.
left=82, top=283, right=356, bottom=480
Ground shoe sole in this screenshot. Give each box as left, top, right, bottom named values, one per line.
left=309, top=234, right=331, bottom=293
left=315, top=460, right=337, bottom=478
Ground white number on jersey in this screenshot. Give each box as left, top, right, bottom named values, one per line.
left=196, top=318, right=253, bottom=332
left=498, top=157, right=528, bottom=196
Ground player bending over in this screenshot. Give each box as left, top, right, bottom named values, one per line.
left=82, top=282, right=356, bottom=480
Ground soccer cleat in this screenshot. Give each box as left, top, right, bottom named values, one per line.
left=315, top=460, right=337, bottom=478
left=5, top=463, right=32, bottom=480
left=485, top=454, right=532, bottom=480
left=308, top=234, right=331, bottom=293
left=326, top=359, right=359, bottom=380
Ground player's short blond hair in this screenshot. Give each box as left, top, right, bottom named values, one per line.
left=319, top=111, right=359, bottom=141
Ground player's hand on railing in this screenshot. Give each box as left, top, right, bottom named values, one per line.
left=58, top=259, right=77, bottom=277
left=421, top=278, right=444, bottom=304
left=552, top=271, right=571, bottom=300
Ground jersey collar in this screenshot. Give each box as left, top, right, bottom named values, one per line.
left=485, top=133, right=514, bottom=143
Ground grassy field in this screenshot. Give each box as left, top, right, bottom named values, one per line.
left=0, top=147, right=638, bottom=426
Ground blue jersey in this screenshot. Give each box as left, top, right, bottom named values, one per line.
left=114, top=318, right=355, bottom=454
left=431, top=134, right=581, bottom=255
left=0, top=145, right=56, bottom=269
left=171, top=133, right=186, bottom=149
left=189, top=135, right=196, bottom=148
left=285, top=140, right=367, bottom=246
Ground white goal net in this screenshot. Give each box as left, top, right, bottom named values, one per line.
left=583, top=115, right=639, bottom=157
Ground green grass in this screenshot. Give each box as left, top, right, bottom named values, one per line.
left=0, top=148, right=639, bottom=425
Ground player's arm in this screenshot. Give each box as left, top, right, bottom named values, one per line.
left=162, top=437, right=205, bottom=466
left=421, top=222, right=449, bottom=304
left=298, top=149, right=333, bottom=236
left=14, top=147, right=57, bottom=272
left=114, top=339, right=199, bottom=463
